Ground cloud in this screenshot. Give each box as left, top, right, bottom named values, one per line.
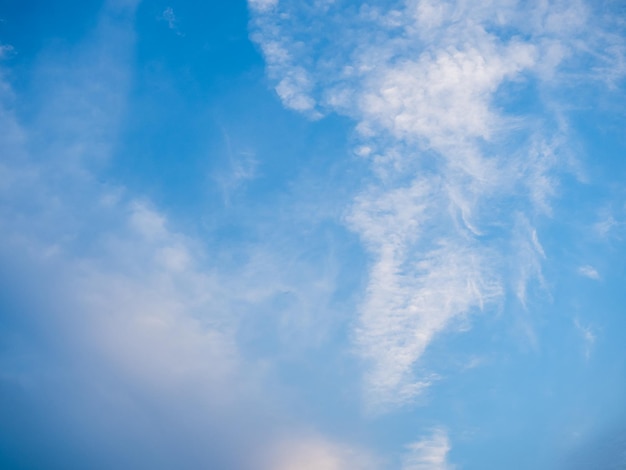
left=578, top=265, right=600, bottom=280
left=162, top=6, right=177, bottom=28
left=161, top=6, right=183, bottom=35
left=358, top=40, right=536, bottom=146
left=402, top=428, right=454, bottom=470
left=261, top=435, right=380, bottom=470
left=249, top=0, right=278, bottom=13
left=594, top=215, right=618, bottom=238
left=574, top=318, right=596, bottom=360
left=213, top=128, right=259, bottom=205
left=249, top=0, right=625, bottom=408
left=593, top=204, right=626, bottom=240
left=0, top=44, right=14, bottom=59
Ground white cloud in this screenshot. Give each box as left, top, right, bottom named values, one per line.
left=359, top=41, right=536, bottom=147
left=249, top=0, right=278, bottom=13
left=162, top=6, right=177, bottom=29
left=594, top=215, right=618, bottom=238
left=161, top=6, right=184, bottom=36
left=577, top=265, right=600, bottom=280
left=250, top=0, right=625, bottom=408
left=402, top=428, right=454, bottom=470
left=512, top=214, right=546, bottom=307
left=276, top=68, right=317, bottom=112
left=593, top=205, right=626, bottom=240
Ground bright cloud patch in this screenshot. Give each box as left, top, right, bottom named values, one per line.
left=577, top=265, right=600, bottom=280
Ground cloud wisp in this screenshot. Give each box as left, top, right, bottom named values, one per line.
left=577, top=265, right=600, bottom=280
left=402, top=428, right=454, bottom=470
left=249, top=0, right=626, bottom=409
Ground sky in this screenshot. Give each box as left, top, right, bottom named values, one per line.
left=0, top=0, right=625, bottom=469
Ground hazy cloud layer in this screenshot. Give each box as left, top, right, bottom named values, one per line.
left=0, top=2, right=357, bottom=468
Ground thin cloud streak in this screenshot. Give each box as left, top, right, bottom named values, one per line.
left=574, top=318, right=596, bottom=361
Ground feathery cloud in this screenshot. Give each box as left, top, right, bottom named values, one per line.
left=249, top=0, right=625, bottom=408
left=402, top=428, right=454, bottom=470
left=577, top=265, right=600, bottom=280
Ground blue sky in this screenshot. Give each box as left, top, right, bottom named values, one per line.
left=1, top=0, right=625, bottom=468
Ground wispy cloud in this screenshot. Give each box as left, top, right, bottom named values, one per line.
left=594, top=204, right=626, bottom=240
left=162, top=6, right=177, bottom=28
left=248, top=0, right=278, bottom=13
left=249, top=0, right=625, bottom=408
left=402, top=428, right=454, bottom=470
left=574, top=318, right=596, bottom=360
left=577, top=265, right=600, bottom=280
left=0, top=44, right=14, bottom=59
left=213, top=127, right=259, bottom=205
left=161, top=6, right=183, bottom=36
